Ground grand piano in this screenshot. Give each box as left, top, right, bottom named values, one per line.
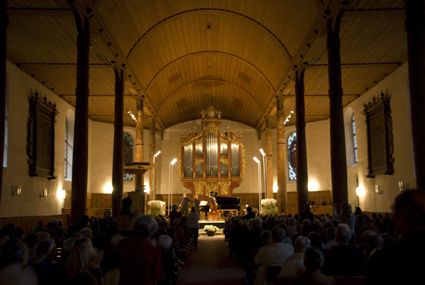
left=199, top=195, right=240, bottom=220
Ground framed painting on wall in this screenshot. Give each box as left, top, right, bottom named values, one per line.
left=27, top=92, right=57, bottom=179
left=363, top=92, right=394, bottom=177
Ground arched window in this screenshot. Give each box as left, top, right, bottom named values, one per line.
left=351, top=114, right=358, bottom=164
left=287, top=132, right=297, bottom=181
left=64, top=110, right=74, bottom=181
left=123, top=132, right=134, bottom=181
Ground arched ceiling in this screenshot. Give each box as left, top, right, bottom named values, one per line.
left=6, top=0, right=406, bottom=131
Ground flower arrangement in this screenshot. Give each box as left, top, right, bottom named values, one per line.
left=261, top=198, right=278, bottom=216
left=203, top=224, right=219, bottom=235
left=147, top=200, right=166, bottom=216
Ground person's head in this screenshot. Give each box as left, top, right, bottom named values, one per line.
left=0, top=238, right=29, bottom=268
left=121, top=197, right=133, bottom=211
left=294, top=235, right=311, bottom=253
left=336, top=223, right=352, bottom=245
left=271, top=225, right=286, bottom=242
left=68, top=237, right=96, bottom=270
left=304, top=246, right=325, bottom=271
left=393, top=189, right=425, bottom=235
left=190, top=206, right=196, bottom=213
left=134, top=215, right=158, bottom=238
left=246, top=206, right=253, bottom=213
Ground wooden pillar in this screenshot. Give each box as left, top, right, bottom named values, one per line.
left=112, top=68, right=124, bottom=217
left=70, top=6, right=90, bottom=226
left=327, top=9, right=348, bottom=205
left=276, top=95, right=287, bottom=213
left=134, top=96, right=145, bottom=212
left=405, top=0, right=425, bottom=190
left=265, top=125, right=273, bottom=198
left=0, top=0, right=8, bottom=204
left=295, top=70, right=309, bottom=215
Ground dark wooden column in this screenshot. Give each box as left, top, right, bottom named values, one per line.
left=70, top=6, right=90, bottom=226
left=295, top=70, right=309, bottom=214
left=276, top=95, right=287, bottom=213
left=327, top=10, right=348, bottom=205
left=405, top=0, right=425, bottom=190
left=112, top=68, right=124, bottom=217
left=0, top=0, right=8, bottom=204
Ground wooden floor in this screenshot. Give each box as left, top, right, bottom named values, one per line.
left=177, top=234, right=245, bottom=285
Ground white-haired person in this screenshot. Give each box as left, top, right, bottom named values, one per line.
left=278, top=235, right=311, bottom=278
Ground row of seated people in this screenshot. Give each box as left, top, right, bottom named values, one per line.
left=0, top=212, right=197, bottom=285
left=224, top=189, right=425, bottom=285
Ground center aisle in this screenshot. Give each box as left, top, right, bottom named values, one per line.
left=176, top=234, right=246, bottom=285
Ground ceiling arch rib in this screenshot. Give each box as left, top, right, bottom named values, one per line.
left=127, top=10, right=292, bottom=90
left=146, top=50, right=277, bottom=128
left=146, top=51, right=276, bottom=92
left=158, top=83, right=263, bottom=128
left=126, top=8, right=293, bottom=62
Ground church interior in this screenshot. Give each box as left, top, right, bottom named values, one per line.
left=0, top=0, right=422, bottom=226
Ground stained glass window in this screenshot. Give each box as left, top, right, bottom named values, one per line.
left=351, top=114, right=358, bottom=163
left=64, top=111, right=74, bottom=181
left=288, top=132, right=297, bottom=181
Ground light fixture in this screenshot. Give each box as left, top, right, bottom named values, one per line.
left=154, top=150, right=161, bottom=159
left=11, top=185, right=22, bottom=196
left=253, top=156, right=262, bottom=213
left=40, top=188, right=48, bottom=198
left=152, top=150, right=162, bottom=200
left=168, top=158, right=178, bottom=216
left=259, top=148, right=267, bottom=198
left=284, top=110, right=294, bottom=125
left=127, top=110, right=137, bottom=123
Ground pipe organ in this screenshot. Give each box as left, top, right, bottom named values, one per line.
left=181, top=106, right=243, bottom=196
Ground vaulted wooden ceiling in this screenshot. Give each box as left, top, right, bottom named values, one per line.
left=6, top=0, right=406, bottom=132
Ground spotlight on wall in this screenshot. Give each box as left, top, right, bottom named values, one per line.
left=56, top=189, right=67, bottom=200
left=11, top=185, right=22, bottom=196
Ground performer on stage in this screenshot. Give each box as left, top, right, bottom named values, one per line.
left=207, top=193, right=218, bottom=221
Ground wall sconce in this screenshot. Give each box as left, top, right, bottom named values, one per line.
left=11, top=185, right=22, bottom=196
left=398, top=181, right=405, bottom=192
left=40, top=188, right=48, bottom=198
left=375, top=184, right=383, bottom=194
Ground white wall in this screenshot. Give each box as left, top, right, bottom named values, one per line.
left=1, top=62, right=73, bottom=216
left=343, top=63, right=415, bottom=212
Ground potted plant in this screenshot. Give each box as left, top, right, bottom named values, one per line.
left=203, top=224, right=219, bottom=236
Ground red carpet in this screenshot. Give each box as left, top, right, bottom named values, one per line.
left=177, top=235, right=246, bottom=285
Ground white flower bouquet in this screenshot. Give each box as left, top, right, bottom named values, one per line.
left=261, top=198, right=278, bottom=216
left=147, top=200, right=166, bottom=216
left=203, top=224, right=219, bottom=234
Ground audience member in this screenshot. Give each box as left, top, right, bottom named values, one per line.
left=297, top=246, right=336, bottom=285
left=115, top=197, right=136, bottom=235
left=117, top=215, right=163, bottom=285
left=365, top=189, right=425, bottom=285
left=0, top=237, right=38, bottom=285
